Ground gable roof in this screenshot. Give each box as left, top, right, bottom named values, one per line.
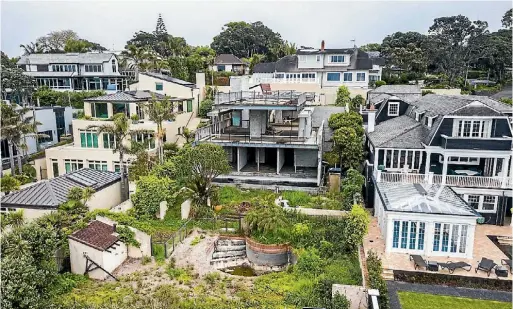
left=84, top=90, right=166, bottom=102
left=17, top=53, right=115, bottom=65
left=214, top=54, right=244, bottom=65
left=296, top=48, right=355, bottom=55
left=410, top=94, right=511, bottom=117
left=140, top=72, right=195, bottom=88
left=69, top=220, right=119, bottom=251
left=1, top=169, right=121, bottom=209
left=368, top=115, right=427, bottom=149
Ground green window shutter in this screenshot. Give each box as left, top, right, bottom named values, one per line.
left=86, top=133, right=92, bottom=147
left=65, top=163, right=71, bottom=173
left=187, top=100, right=193, bottom=112
left=80, top=133, right=86, bottom=147
left=93, top=134, right=98, bottom=148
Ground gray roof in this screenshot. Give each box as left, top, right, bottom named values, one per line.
left=311, top=106, right=346, bottom=143
left=214, top=54, right=244, bottom=65
left=85, top=90, right=166, bottom=102
left=141, top=72, right=195, bottom=88
left=410, top=94, right=511, bottom=117
left=371, top=85, right=422, bottom=94
left=368, top=115, right=427, bottom=149
left=17, top=53, right=115, bottom=65
left=24, top=71, right=75, bottom=77
left=296, top=48, right=355, bottom=55
left=253, top=49, right=373, bottom=74
left=376, top=182, right=479, bottom=217
left=1, top=169, right=121, bottom=209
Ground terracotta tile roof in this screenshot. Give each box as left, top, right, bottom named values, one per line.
left=69, top=220, right=119, bottom=251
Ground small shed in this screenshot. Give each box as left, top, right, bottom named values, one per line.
left=69, top=220, right=127, bottom=280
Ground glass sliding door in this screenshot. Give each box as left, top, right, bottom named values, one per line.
left=391, top=220, right=426, bottom=252
left=432, top=222, right=469, bottom=254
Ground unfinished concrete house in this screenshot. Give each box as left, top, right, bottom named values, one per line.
left=194, top=90, right=325, bottom=190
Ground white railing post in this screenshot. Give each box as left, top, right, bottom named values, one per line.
left=428, top=172, right=434, bottom=185
left=377, top=170, right=382, bottom=182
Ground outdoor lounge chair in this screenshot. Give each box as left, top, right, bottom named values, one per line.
left=501, top=259, right=512, bottom=272
left=409, top=254, right=427, bottom=270
left=438, top=261, right=472, bottom=274
left=475, top=257, right=497, bottom=277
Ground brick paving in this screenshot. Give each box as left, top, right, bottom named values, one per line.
left=387, top=281, right=512, bottom=309
left=363, top=217, right=512, bottom=280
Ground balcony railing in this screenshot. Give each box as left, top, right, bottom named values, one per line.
left=377, top=171, right=511, bottom=189
left=441, top=134, right=512, bottom=151
left=250, top=77, right=320, bottom=84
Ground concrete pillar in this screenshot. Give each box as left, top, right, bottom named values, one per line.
left=441, top=155, right=449, bottom=185
left=367, top=108, right=376, bottom=133
left=424, top=151, right=431, bottom=180
left=501, top=156, right=510, bottom=188
left=274, top=110, right=283, bottom=123
left=237, top=147, right=247, bottom=172
left=84, top=102, right=92, bottom=117
left=256, top=148, right=260, bottom=172
left=249, top=110, right=266, bottom=137
left=196, top=73, right=206, bottom=101
left=107, top=103, right=114, bottom=118
left=276, top=148, right=285, bottom=174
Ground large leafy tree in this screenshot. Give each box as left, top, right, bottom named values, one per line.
left=170, top=143, right=230, bottom=210
left=211, top=21, right=284, bottom=59
left=145, top=95, right=175, bottom=163
left=332, top=127, right=363, bottom=171
left=502, top=8, right=512, bottom=29
left=426, top=15, right=488, bottom=85
left=87, top=113, right=131, bottom=201
left=1, top=52, right=36, bottom=103
left=328, top=112, right=364, bottom=138
left=360, top=43, right=381, bottom=52
left=64, top=39, right=107, bottom=53
left=380, top=31, right=427, bottom=74
left=0, top=103, right=40, bottom=175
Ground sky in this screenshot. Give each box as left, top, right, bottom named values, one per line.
left=1, top=1, right=511, bottom=57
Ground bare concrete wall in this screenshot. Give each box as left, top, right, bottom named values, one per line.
left=237, top=147, right=248, bottom=171
left=277, top=148, right=285, bottom=174
left=295, top=149, right=318, bottom=167
left=224, top=147, right=234, bottom=162
left=249, top=110, right=266, bottom=137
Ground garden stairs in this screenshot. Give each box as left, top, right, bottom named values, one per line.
left=382, top=268, right=394, bottom=280
left=210, top=238, right=247, bottom=268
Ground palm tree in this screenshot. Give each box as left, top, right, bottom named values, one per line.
left=19, top=42, right=44, bottom=55
left=245, top=198, right=289, bottom=235
left=87, top=113, right=131, bottom=201
left=178, top=127, right=195, bottom=144
left=0, top=103, right=41, bottom=175
left=144, top=95, right=175, bottom=163
left=121, top=45, right=150, bottom=77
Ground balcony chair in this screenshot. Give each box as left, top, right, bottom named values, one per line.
left=501, top=259, right=512, bottom=272
left=409, top=254, right=427, bottom=270
left=475, top=257, right=497, bottom=277
left=438, top=261, right=472, bottom=274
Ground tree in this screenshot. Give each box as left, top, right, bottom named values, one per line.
left=350, top=94, right=365, bottom=112
left=502, top=8, right=512, bottom=29
left=360, top=43, right=381, bottom=52
left=19, top=42, right=44, bottom=55
left=131, top=175, right=176, bottom=218
left=242, top=53, right=265, bottom=74
left=340, top=169, right=365, bottom=210
left=332, top=127, right=363, bottom=171
left=121, top=44, right=150, bottom=76
left=343, top=204, right=370, bottom=251
left=1, top=56, right=36, bottom=103
left=0, top=175, right=20, bottom=194
left=145, top=95, right=175, bottom=163
left=334, top=85, right=351, bottom=107
left=170, top=143, right=230, bottom=209
left=154, top=13, right=168, bottom=36
left=64, top=39, right=107, bottom=53
left=178, top=128, right=195, bottom=144
left=211, top=21, right=284, bottom=59
left=0, top=103, right=40, bottom=174
left=380, top=31, right=427, bottom=74
left=198, top=98, right=214, bottom=118
left=328, top=112, right=364, bottom=138
left=87, top=113, right=131, bottom=201
left=29, top=29, right=79, bottom=53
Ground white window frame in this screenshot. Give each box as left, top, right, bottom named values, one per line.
left=88, top=160, right=108, bottom=171
left=454, top=119, right=491, bottom=138
left=298, top=55, right=307, bottom=62
left=464, top=194, right=497, bottom=213
left=388, top=102, right=399, bottom=116
left=356, top=72, right=366, bottom=81
left=316, top=55, right=321, bottom=62
left=329, top=55, right=345, bottom=63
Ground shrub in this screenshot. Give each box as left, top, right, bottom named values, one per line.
left=198, top=99, right=214, bottom=118
left=499, top=97, right=512, bottom=105
left=367, top=250, right=390, bottom=309
left=116, top=226, right=140, bottom=247
left=375, top=80, right=386, bottom=87
left=131, top=175, right=177, bottom=219
left=335, top=85, right=351, bottom=106
left=22, top=164, right=37, bottom=180
left=0, top=175, right=20, bottom=193
left=141, top=256, right=152, bottom=265
left=422, top=90, right=435, bottom=96
left=340, top=169, right=365, bottom=210
left=294, top=248, right=325, bottom=276
left=343, top=205, right=370, bottom=251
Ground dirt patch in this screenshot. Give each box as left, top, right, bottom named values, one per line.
left=171, top=229, right=219, bottom=277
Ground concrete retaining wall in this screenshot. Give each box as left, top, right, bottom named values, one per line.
left=245, top=237, right=290, bottom=266
left=295, top=149, right=318, bottom=167
left=237, top=147, right=248, bottom=171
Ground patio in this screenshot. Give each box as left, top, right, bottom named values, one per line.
left=364, top=217, right=512, bottom=280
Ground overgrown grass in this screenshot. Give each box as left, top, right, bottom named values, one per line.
left=398, top=291, right=511, bottom=309
left=217, top=186, right=275, bottom=205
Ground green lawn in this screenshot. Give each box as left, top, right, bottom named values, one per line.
left=398, top=291, right=511, bottom=309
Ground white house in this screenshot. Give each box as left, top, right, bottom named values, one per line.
left=251, top=41, right=384, bottom=89
left=210, top=54, right=247, bottom=74
left=374, top=181, right=480, bottom=259
left=17, top=53, right=128, bottom=91
left=0, top=168, right=123, bottom=220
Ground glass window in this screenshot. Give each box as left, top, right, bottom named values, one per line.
left=441, top=224, right=450, bottom=252
left=187, top=100, right=193, bottom=112
left=217, top=65, right=225, bottom=72
left=468, top=195, right=480, bottom=209
left=103, top=133, right=115, bottom=149
left=79, top=130, right=99, bottom=148
left=330, top=55, right=345, bottom=63
left=356, top=73, right=366, bottom=81
left=388, top=102, right=399, bottom=116
left=418, top=222, right=425, bottom=250
left=301, top=73, right=316, bottom=79
left=392, top=221, right=400, bottom=248
left=132, top=133, right=155, bottom=150
left=457, top=120, right=490, bottom=138
left=459, top=225, right=468, bottom=253
left=482, top=196, right=496, bottom=211
left=316, top=55, right=321, bottom=62
left=327, top=73, right=340, bottom=81
left=450, top=225, right=459, bottom=253
left=52, top=159, right=59, bottom=178
left=112, top=59, right=117, bottom=73
left=156, top=83, right=163, bottom=91
left=409, top=222, right=417, bottom=250
left=433, top=223, right=441, bottom=251
left=343, top=72, right=352, bottom=82
left=64, top=159, right=83, bottom=173
left=89, top=160, right=108, bottom=171
left=400, top=221, right=408, bottom=249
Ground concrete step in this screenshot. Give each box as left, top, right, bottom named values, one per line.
left=382, top=268, right=394, bottom=280
left=212, top=250, right=246, bottom=260
left=217, top=239, right=246, bottom=246
left=215, top=245, right=246, bottom=252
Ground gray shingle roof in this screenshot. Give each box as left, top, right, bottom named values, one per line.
left=376, top=182, right=479, bottom=217
left=17, top=53, right=115, bottom=65
left=24, top=71, right=75, bottom=77
left=1, top=169, right=121, bottom=209
left=84, top=90, right=166, bottom=102
left=140, top=72, right=195, bottom=88
left=296, top=48, right=355, bottom=55
left=214, top=54, right=244, bottom=65
left=368, top=115, right=427, bottom=149
left=410, top=94, right=511, bottom=117
left=371, top=85, right=422, bottom=94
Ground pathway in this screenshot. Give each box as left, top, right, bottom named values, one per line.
left=387, top=281, right=512, bottom=309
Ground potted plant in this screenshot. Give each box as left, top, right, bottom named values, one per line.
left=131, top=114, right=139, bottom=124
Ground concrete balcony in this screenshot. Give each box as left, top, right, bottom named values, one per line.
left=376, top=170, right=511, bottom=189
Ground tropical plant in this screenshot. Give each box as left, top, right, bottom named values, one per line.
left=145, top=95, right=175, bottom=163
left=178, top=127, right=195, bottom=144
left=19, top=42, right=44, bottom=55
left=0, top=210, right=24, bottom=231
left=245, top=196, right=288, bottom=235
left=0, top=175, right=21, bottom=193
left=121, top=44, right=150, bottom=76
left=87, top=113, right=131, bottom=201
left=0, top=103, right=42, bottom=174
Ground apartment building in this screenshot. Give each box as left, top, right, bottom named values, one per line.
left=194, top=89, right=333, bottom=191
left=252, top=41, right=384, bottom=88
left=17, top=53, right=127, bottom=91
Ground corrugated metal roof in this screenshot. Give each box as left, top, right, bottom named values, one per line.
left=17, top=53, right=115, bottom=65
left=84, top=90, right=166, bottom=102
left=1, top=169, right=121, bottom=209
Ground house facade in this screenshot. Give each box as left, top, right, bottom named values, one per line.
left=17, top=53, right=128, bottom=91
left=210, top=54, right=247, bottom=74
left=252, top=41, right=383, bottom=89
left=364, top=89, right=512, bottom=228
left=44, top=89, right=200, bottom=179
left=194, top=89, right=331, bottom=191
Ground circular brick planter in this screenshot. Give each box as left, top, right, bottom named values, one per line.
left=245, top=237, right=291, bottom=267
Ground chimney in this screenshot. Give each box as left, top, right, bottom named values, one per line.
left=321, top=40, right=325, bottom=51
left=367, top=104, right=376, bottom=133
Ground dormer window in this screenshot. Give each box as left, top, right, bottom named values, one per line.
left=112, top=59, right=117, bottom=73
left=427, top=116, right=436, bottom=128
left=299, top=55, right=307, bottom=62
left=316, top=55, right=321, bottom=62
left=388, top=102, right=399, bottom=116
left=453, top=119, right=491, bottom=138
left=330, top=55, right=345, bottom=63
left=415, top=111, right=425, bottom=121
